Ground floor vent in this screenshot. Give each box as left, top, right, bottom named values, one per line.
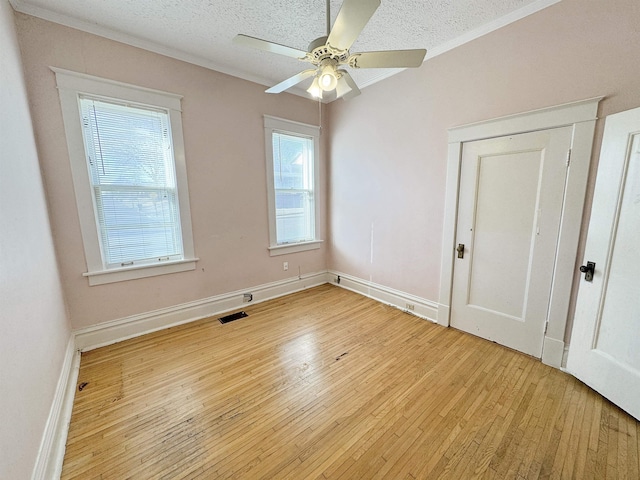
left=219, top=311, right=248, bottom=324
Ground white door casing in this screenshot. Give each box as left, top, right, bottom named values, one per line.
left=438, top=97, right=602, bottom=367
left=451, top=127, right=573, bottom=357
left=566, top=107, right=640, bottom=420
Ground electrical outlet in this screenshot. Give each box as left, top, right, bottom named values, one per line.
left=283, top=262, right=288, bottom=271
left=406, top=303, right=415, bottom=311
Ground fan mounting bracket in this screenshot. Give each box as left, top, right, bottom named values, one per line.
left=305, top=36, right=349, bottom=66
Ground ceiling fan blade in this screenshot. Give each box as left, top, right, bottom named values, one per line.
left=336, top=71, right=361, bottom=100
left=327, top=0, right=381, bottom=51
left=266, top=69, right=317, bottom=94
left=350, top=49, right=427, bottom=68
left=233, top=34, right=308, bottom=59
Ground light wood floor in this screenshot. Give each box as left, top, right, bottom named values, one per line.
left=61, top=284, right=639, bottom=479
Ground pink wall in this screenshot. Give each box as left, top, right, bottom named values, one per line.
left=327, top=0, right=640, bottom=341
left=0, top=2, right=72, bottom=478
left=15, top=13, right=327, bottom=329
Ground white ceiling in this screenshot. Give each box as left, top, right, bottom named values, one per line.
left=10, top=0, right=558, bottom=100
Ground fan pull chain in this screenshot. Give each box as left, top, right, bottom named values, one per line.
left=318, top=96, right=322, bottom=135
left=278, top=134, right=283, bottom=182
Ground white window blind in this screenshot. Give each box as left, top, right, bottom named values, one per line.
left=79, top=96, right=184, bottom=267
left=272, top=132, right=315, bottom=244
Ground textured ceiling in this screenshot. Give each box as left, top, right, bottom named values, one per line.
left=11, top=0, right=557, bottom=100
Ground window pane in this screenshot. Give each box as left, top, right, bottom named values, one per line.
left=272, top=132, right=315, bottom=245
left=96, top=188, right=182, bottom=265
left=275, top=190, right=313, bottom=244
left=272, top=133, right=313, bottom=190
left=81, top=98, right=176, bottom=188
left=80, top=96, right=184, bottom=266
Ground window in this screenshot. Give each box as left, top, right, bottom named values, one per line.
left=54, top=68, right=197, bottom=285
left=264, top=116, right=321, bottom=256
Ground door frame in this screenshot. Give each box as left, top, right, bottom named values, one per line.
left=437, top=97, right=602, bottom=367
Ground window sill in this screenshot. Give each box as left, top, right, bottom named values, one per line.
left=268, top=240, right=323, bottom=256
left=83, top=258, right=198, bottom=286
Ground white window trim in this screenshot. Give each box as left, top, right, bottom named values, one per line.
left=52, top=67, right=197, bottom=285
left=264, top=115, right=322, bottom=257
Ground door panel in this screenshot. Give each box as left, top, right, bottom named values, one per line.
left=597, top=135, right=640, bottom=366
left=467, top=150, right=541, bottom=319
left=451, top=127, right=573, bottom=357
left=567, top=109, right=640, bottom=420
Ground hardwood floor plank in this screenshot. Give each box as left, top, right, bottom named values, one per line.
left=60, top=285, right=640, bottom=479
left=596, top=403, right=611, bottom=479
left=627, top=415, right=639, bottom=479
left=606, top=406, right=620, bottom=479
left=573, top=385, right=596, bottom=480
left=551, top=380, right=583, bottom=478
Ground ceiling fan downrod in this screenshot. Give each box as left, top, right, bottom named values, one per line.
left=326, top=0, right=331, bottom=37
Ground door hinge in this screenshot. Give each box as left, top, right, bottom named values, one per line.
left=566, top=148, right=572, bottom=167
left=544, top=322, right=549, bottom=335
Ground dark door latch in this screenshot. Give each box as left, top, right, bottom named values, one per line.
left=579, top=261, right=595, bottom=282
left=457, top=243, right=465, bottom=259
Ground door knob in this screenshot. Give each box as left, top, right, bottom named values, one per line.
left=456, top=243, right=465, bottom=259
left=579, top=261, right=595, bottom=282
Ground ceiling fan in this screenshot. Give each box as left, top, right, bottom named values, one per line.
left=233, top=0, right=427, bottom=100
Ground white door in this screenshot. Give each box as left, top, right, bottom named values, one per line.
left=451, top=127, right=573, bottom=357
left=566, top=107, right=640, bottom=420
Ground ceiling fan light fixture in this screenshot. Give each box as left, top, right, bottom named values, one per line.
left=307, top=77, right=323, bottom=98
left=235, top=0, right=427, bottom=101
left=319, top=65, right=338, bottom=91
left=335, top=75, right=351, bottom=98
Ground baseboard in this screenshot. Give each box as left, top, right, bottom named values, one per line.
left=31, top=336, right=81, bottom=480
left=327, top=270, right=438, bottom=323
left=75, top=270, right=439, bottom=351
left=75, top=271, right=330, bottom=351
left=541, top=336, right=565, bottom=368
